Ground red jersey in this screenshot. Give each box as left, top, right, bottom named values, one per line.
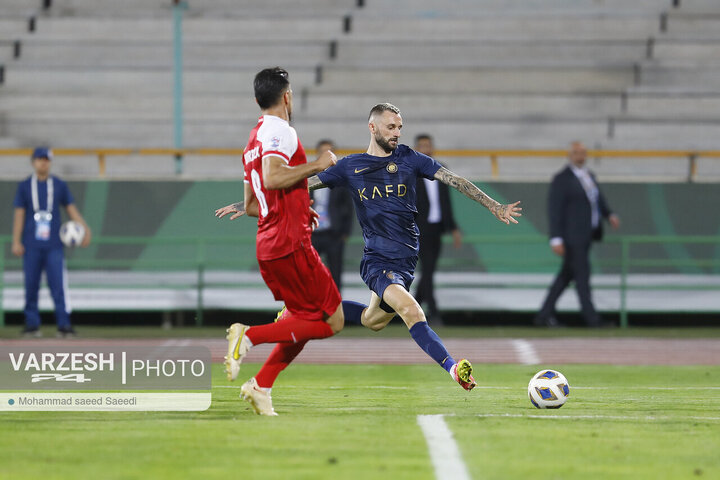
left=243, top=115, right=311, bottom=261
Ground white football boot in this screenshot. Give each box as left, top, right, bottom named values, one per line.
left=240, top=378, right=278, bottom=416
left=224, top=323, right=251, bottom=381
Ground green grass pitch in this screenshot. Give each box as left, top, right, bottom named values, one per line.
left=1, top=363, right=718, bottom=480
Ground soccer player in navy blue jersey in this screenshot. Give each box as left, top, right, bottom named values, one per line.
left=315, top=103, right=521, bottom=389
left=216, top=102, right=522, bottom=391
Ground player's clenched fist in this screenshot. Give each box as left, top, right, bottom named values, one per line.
left=315, top=150, right=337, bottom=171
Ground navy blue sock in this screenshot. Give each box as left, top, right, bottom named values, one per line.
left=409, top=321, right=455, bottom=373
left=342, top=300, right=367, bottom=325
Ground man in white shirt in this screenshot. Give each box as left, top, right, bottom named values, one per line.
left=535, top=141, right=620, bottom=328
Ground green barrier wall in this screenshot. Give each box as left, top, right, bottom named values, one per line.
left=2, top=180, right=720, bottom=274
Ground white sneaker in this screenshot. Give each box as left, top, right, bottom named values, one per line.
left=240, top=378, right=278, bottom=416
left=224, top=323, right=251, bottom=381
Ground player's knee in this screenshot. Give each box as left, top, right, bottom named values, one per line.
left=361, top=310, right=392, bottom=331
left=396, top=303, right=425, bottom=326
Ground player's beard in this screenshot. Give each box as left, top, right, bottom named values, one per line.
left=375, top=132, right=398, bottom=154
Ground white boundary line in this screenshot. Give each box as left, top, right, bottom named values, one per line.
left=469, top=413, right=720, bottom=422
left=214, top=385, right=720, bottom=390
left=417, top=414, right=471, bottom=480
left=511, top=339, right=540, bottom=365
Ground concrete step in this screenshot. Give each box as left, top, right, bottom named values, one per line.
left=16, top=39, right=331, bottom=68
left=640, top=65, right=720, bottom=88
left=317, top=65, right=636, bottom=94
left=651, top=39, right=720, bottom=66
left=302, top=92, right=623, bottom=119
left=0, top=95, right=256, bottom=120
left=349, top=15, right=662, bottom=41
left=0, top=18, right=32, bottom=37
left=359, top=0, right=673, bottom=15
left=44, top=0, right=358, bottom=17
left=672, top=0, right=720, bottom=14
left=331, top=40, right=649, bottom=67
left=665, top=13, right=720, bottom=38
left=609, top=118, right=720, bottom=149
left=32, top=17, right=345, bottom=41
left=0, top=92, right=625, bottom=120
left=2, top=117, right=611, bottom=150
left=625, top=92, right=720, bottom=118
left=1, top=66, right=317, bottom=94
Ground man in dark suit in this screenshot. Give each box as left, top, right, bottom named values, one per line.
left=414, top=134, right=462, bottom=323
left=310, top=139, right=354, bottom=290
left=535, top=141, right=620, bottom=327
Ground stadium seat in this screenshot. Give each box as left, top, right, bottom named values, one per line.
left=0, top=0, right=719, bottom=180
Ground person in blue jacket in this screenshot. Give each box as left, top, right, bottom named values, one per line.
left=11, top=147, right=92, bottom=337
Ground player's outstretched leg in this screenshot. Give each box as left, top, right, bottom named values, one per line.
left=240, top=304, right=343, bottom=415
left=382, top=284, right=476, bottom=391
left=224, top=313, right=335, bottom=382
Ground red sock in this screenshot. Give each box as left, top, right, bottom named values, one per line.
left=255, top=340, right=308, bottom=388
left=246, top=316, right=333, bottom=345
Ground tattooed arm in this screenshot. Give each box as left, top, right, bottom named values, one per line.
left=216, top=176, right=328, bottom=220
left=214, top=200, right=246, bottom=220
left=433, top=167, right=522, bottom=225
left=307, top=175, right=328, bottom=191
left=214, top=183, right=258, bottom=219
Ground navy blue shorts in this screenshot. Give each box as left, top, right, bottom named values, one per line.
left=360, top=255, right=417, bottom=312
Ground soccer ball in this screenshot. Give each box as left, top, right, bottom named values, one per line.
left=528, top=369, right=570, bottom=409
left=60, top=221, right=85, bottom=247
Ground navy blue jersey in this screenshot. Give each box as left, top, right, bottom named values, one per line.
left=318, top=144, right=441, bottom=259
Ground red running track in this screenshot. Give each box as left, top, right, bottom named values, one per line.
left=2, top=337, right=719, bottom=366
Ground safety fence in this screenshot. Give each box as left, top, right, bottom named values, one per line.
left=1, top=234, right=719, bottom=328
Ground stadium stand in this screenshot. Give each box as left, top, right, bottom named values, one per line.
left=0, top=0, right=718, bottom=179
left=1, top=1, right=719, bottom=324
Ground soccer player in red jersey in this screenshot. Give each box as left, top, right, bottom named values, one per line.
left=218, top=67, right=343, bottom=416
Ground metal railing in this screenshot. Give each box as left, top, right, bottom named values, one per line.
left=2, top=148, right=720, bottom=180
left=1, top=234, right=719, bottom=328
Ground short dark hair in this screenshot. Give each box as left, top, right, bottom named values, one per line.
left=254, top=67, right=290, bottom=110
left=368, top=103, right=401, bottom=122
left=316, top=139, right=335, bottom=150
left=415, top=134, right=432, bottom=144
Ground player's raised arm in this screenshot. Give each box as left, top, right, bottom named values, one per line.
left=263, top=150, right=336, bottom=190
left=434, top=167, right=522, bottom=225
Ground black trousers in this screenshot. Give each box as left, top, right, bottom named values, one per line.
left=311, top=230, right=345, bottom=290
left=537, top=241, right=600, bottom=326
left=415, top=223, right=443, bottom=315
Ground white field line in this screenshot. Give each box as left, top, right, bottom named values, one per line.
left=214, top=385, right=720, bottom=390
left=511, top=339, right=540, bottom=365
left=417, top=414, right=471, bottom=480
left=470, top=413, right=720, bottom=422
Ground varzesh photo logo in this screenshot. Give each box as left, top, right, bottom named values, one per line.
left=0, top=345, right=211, bottom=411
